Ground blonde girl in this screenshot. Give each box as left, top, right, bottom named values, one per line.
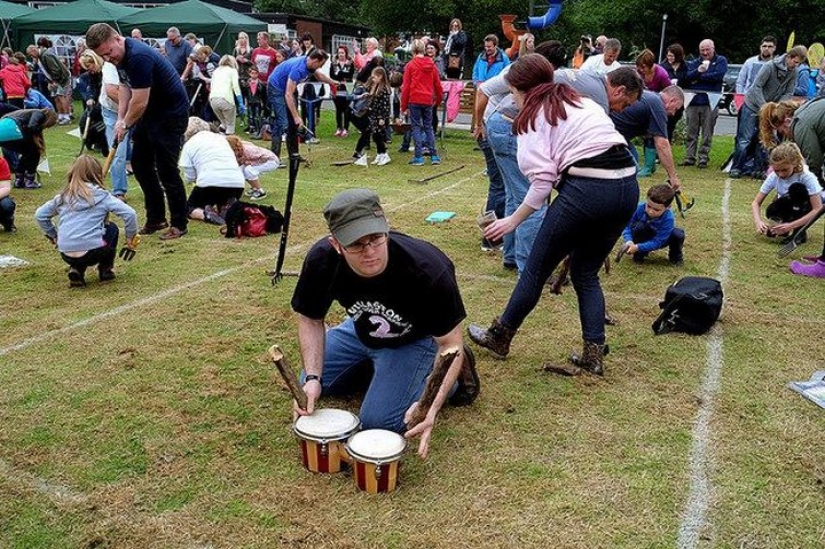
left=35, top=155, right=138, bottom=287
left=751, top=142, right=822, bottom=241
left=353, top=66, right=392, bottom=166
left=226, top=134, right=279, bottom=199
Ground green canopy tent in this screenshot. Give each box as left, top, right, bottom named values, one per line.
left=0, top=0, right=33, bottom=49
left=11, top=0, right=141, bottom=50
left=117, top=0, right=267, bottom=55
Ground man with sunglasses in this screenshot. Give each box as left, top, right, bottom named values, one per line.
left=290, top=188, right=478, bottom=458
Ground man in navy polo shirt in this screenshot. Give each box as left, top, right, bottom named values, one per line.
left=87, top=23, right=190, bottom=240
left=610, top=87, right=685, bottom=190
left=267, top=50, right=338, bottom=159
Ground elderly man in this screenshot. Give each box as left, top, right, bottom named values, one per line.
left=580, top=38, right=622, bottom=75
left=164, top=27, right=192, bottom=76
left=87, top=23, right=190, bottom=240
left=130, top=28, right=143, bottom=41
left=681, top=39, right=728, bottom=169
left=610, top=87, right=686, bottom=190
left=291, top=188, right=479, bottom=458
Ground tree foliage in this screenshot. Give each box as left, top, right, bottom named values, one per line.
left=255, top=0, right=825, bottom=63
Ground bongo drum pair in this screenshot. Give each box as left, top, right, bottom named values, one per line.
left=293, top=408, right=407, bottom=493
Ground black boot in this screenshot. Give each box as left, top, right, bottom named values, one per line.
left=449, top=344, right=480, bottom=406
left=467, top=317, right=517, bottom=359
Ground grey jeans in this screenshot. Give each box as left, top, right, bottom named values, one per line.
left=685, top=104, right=719, bottom=164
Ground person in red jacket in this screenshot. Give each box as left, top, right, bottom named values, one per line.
left=0, top=56, right=31, bottom=108
left=401, top=39, right=443, bottom=166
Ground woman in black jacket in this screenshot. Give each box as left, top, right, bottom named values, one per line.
left=331, top=46, right=356, bottom=137
left=0, top=108, right=57, bottom=188
left=442, top=18, right=468, bottom=80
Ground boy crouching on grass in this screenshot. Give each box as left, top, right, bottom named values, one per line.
left=618, top=183, right=685, bottom=265
left=35, top=155, right=139, bottom=287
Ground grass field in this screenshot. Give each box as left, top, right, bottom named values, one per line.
left=1, top=110, right=824, bottom=549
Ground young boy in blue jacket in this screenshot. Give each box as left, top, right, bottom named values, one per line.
left=619, top=183, right=685, bottom=265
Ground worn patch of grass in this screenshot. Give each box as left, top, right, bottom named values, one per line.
left=1, top=107, right=824, bottom=548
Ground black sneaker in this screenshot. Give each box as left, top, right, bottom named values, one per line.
left=68, top=267, right=86, bottom=288
left=449, top=344, right=480, bottom=406
left=99, top=269, right=116, bottom=282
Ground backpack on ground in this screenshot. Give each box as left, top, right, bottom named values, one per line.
left=223, top=200, right=284, bottom=238
left=652, top=276, right=723, bottom=335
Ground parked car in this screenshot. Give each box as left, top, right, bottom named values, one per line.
left=718, top=63, right=742, bottom=116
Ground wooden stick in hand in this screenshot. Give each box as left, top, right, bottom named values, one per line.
left=406, top=347, right=460, bottom=430
left=268, top=344, right=308, bottom=410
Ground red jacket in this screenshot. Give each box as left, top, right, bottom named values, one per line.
left=401, top=56, right=443, bottom=111
left=0, top=64, right=31, bottom=98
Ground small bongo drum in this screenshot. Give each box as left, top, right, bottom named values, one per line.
left=345, top=429, right=407, bottom=494
left=293, top=409, right=360, bottom=473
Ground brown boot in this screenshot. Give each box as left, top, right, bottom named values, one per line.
left=467, top=317, right=516, bottom=358
left=569, top=341, right=608, bottom=376
left=449, top=344, right=480, bottom=406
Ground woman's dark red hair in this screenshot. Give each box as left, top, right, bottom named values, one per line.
left=505, top=54, right=582, bottom=134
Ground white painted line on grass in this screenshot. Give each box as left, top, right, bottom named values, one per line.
left=677, top=178, right=732, bottom=548
left=0, top=171, right=484, bottom=359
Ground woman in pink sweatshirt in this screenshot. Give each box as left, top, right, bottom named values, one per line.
left=468, top=54, right=640, bottom=377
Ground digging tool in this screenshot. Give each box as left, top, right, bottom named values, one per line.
left=777, top=205, right=825, bottom=258
left=118, top=235, right=141, bottom=261
left=77, top=106, right=92, bottom=157
left=101, top=138, right=119, bottom=177
left=406, top=347, right=459, bottom=430
left=269, top=344, right=308, bottom=410
left=331, top=160, right=354, bottom=166
left=408, top=164, right=465, bottom=184
left=189, top=83, right=203, bottom=109
left=271, top=153, right=300, bottom=284
left=614, top=242, right=631, bottom=264
left=674, top=189, right=695, bottom=219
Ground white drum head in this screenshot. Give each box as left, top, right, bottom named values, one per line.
left=294, top=408, right=360, bottom=442
left=346, top=429, right=407, bottom=462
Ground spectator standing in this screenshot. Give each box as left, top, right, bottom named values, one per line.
left=251, top=32, right=279, bottom=83
left=737, top=36, right=777, bottom=94
left=353, top=37, right=383, bottom=72
left=471, top=35, right=509, bottom=85
left=26, top=45, right=71, bottom=124
left=164, top=27, right=193, bottom=76
left=331, top=46, right=355, bottom=137
left=681, top=39, right=727, bottom=169
left=443, top=18, right=468, bottom=79
left=580, top=38, right=622, bottom=75
left=0, top=56, right=31, bottom=108
left=233, top=31, right=253, bottom=80
left=401, top=39, right=443, bottom=167
left=87, top=23, right=190, bottom=240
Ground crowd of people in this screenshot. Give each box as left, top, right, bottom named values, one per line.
left=5, top=19, right=825, bottom=460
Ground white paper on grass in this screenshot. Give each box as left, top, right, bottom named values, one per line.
left=37, top=158, right=50, bottom=175
left=0, top=255, right=30, bottom=268
left=788, top=370, right=825, bottom=410
left=66, top=127, right=82, bottom=139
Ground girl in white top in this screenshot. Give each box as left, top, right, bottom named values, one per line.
left=751, top=142, right=823, bottom=239
left=179, top=118, right=245, bottom=225
left=209, top=55, right=244, bottom=134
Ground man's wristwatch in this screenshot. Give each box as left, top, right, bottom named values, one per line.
left=304, top=374, right=322, bottom=385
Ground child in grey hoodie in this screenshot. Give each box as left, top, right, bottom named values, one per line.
left=35, top=155, right=139, bottom=287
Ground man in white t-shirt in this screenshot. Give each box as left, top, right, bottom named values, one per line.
left=179, top=118, right=245, bottom=225
left=580, top=38, right=622, bottom=75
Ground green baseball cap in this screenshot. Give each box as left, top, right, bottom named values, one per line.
left=323, top=189, right=389, bottom=246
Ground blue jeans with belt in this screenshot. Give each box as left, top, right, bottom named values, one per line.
left=102, top=107, right=130, bottom=197
left=306, top=318, right=437, bottom=433
left=486, top=111, right=546, bottom=273
left=500, top=172, right=639, bottom=344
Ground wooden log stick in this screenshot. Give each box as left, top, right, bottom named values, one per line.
left=268, top=344, right=308, bottom=410
left=406, top=347, right=460, bottom=430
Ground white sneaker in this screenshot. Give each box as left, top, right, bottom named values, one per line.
left=371, top=153, right=381, bottom=165
left=354, top=154, right=368, bottom=166
left=376, top=153, right=391, bottom=166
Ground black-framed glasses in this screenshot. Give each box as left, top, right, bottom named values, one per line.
left=343, top=233, right=388, bottom=254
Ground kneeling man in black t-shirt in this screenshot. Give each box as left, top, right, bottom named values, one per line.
left=291, top=189, right=478, bottom=458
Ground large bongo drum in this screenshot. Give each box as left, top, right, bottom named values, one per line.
left=345, top=429, right=407, bottom=494
left=293, top=409, right=360, bottom=473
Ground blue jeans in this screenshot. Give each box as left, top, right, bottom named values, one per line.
left=268, top=84, right=299, bottom=157
left=500, top=173, right=639, bottom=344
left=486, top=111, right=546, bottom=273
left=308, top=318, right=437, bottom=433
left=409, top=104, right=438, bottom=158
left=478, top=134, right=513, bottom=261
left=102, top=107, right=129, bottom=196
left=731, top=103, right=764, bottom=173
